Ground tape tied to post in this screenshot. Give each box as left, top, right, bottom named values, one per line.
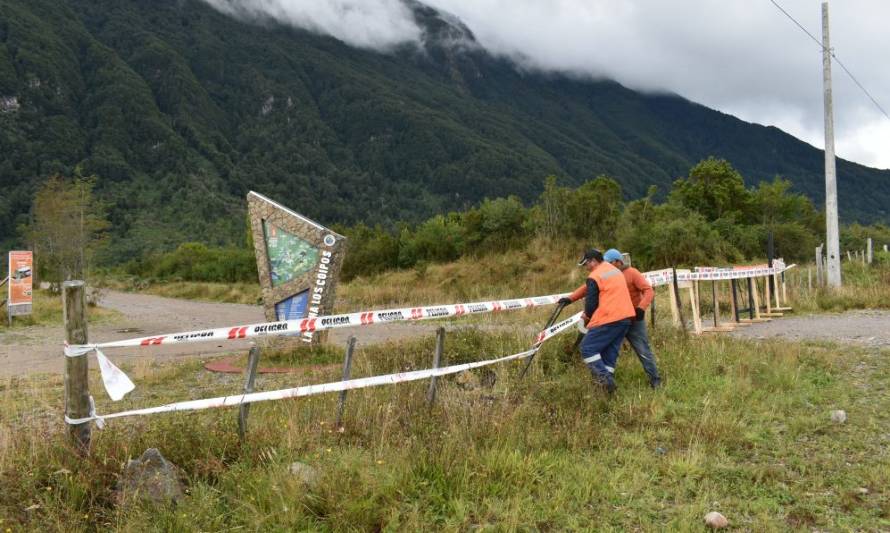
left=64, top=344, right=135, bottom=401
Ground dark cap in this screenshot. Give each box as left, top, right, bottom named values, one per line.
left=577, top=248, right=603, bottom=266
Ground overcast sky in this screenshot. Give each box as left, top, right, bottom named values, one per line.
left=202, top=0, right=890, bottom=169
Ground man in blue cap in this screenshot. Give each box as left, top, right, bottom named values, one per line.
left=603, top=248, right=662, bottom=388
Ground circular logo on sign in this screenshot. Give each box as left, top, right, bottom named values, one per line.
left=323, top=234, right=336, bottom=247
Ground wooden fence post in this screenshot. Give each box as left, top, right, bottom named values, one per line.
left=649, top=294, right=656, bottom=329
left=730, top=279, right=739, bottom=322
left=670, top=268, right=686, bottom=332
left=427, top=327, right=445, bottom=407
left=711, top=281, right=718, bottom=328
left=335, top=336, right=357, bottom=428
left=237, top=345, right=261, bottom=439
left=687, top=285, right=702, bottom=335
left=815, top=246, right=824, bottom=287
left=63, top=281, right=91, bottom=452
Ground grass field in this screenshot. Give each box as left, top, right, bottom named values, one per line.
left=2, top=250, right=888, bottom=530
left=0, top=309, right=888, bottom=530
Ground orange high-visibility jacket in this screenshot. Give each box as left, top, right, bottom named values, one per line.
left=569, top=261, right=636, bottom=328
left=622, top=267, right=654, bottom=310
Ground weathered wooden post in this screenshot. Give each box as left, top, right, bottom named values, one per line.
left=670, top=268, right=686, bottom=332
left=237, top=345, right=261, bottom=439
left=334, top=336, right=357, bottom=428
left=427, top=327, right=445, bottom=407
left=815, top=245, right=824, bottom=287
left=649, top=294, right=656, bottom=329
left=63, top=281, right=91, bottom=452
left=746, top=277, right=756, bottom=320
left=807, top=267, right=812, bottom=291
left=782, top=272, right=788, bottom=305
left=711, top=281, right=718, bottom=328
left=688, top=284, right=702, bottom=335
left=846, top=250, right=852, bottom=262
left=730, top=279, right=740, bottom=322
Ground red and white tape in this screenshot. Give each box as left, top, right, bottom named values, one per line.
left=66, top=264, right=792, bottom=401
left=68, top=293, right=568, bottom=352
left=65, top=313, right=584, bottom=425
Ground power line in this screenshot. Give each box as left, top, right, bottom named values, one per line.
left=768, top=0, right=890, bottom=122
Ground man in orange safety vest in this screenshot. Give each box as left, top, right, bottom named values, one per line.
left=558, top=248, right=635, bottom=394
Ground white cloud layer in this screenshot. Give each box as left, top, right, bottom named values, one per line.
left=201, top=0, right=890, bottom=169
left=201, top=0, right=420, bottom=50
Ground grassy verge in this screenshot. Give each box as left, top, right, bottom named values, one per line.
left=1, top=322, right=887, bottom=530
left=783, top=260, right=890, bottom=313
left=99, top=244, right=890, bottom=318
left=97, top=278, right=262, bottom=306
left=0, top=288, right=120, bottom=332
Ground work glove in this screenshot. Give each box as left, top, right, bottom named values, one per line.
left=557, top=297, right=572, bottom=306
left=634, top=307, right=645, bottom=322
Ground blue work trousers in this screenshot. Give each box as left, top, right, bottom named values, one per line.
left=625, top=319, right=661, bottom=386
left=579, top=319, right=631, bottom=387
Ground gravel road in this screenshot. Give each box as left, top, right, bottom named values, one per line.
left=729, top=309, right=890, bottom=348
left=0, top=290, right=436, bottom=377
left=3, top=290, right=888, bottom=377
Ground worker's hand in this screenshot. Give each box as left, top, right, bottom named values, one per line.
left=634, top=307, right=645, bottom=322
left=557, top=297, right=572, bottom=306
left=581, top=313, right=589, bottom=323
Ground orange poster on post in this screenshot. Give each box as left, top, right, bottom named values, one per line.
left=8, top=251, right=33, bottom=315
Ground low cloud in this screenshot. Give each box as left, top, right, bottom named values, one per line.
left=201, top=0, right=421, bottom=50
left=200, top=0, right=890, bottom=169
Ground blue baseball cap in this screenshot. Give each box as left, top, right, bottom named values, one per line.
left=603, top=249, right=624, bottom=263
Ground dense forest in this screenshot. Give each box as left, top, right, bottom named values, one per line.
left=122, top=158, right=890, bottom=285
left=2, top=0, right=889, bottom=264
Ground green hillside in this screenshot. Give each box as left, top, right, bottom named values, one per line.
left=1, top=0, right=888, bottom=260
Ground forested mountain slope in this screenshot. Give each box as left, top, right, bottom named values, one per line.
left=1, top=0, right=887, bottom=258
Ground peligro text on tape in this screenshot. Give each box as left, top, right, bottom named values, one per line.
left=66, top=313, right=583, bottom=425
left=70, top=292, right=568, bottom=351
left=66, top=264, right=791, bottom=402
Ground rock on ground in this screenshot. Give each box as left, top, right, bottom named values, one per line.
left=704, top=511, right=729, bottom=529
left=289, top=461, right=320, bottom=489
left=115, top=448, right=186, bottom=505
left=830, top=409, right=847, bottom=423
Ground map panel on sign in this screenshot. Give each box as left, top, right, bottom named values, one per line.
left=263, top=221, right=320, bottom=287
left=275, top=290, right=309, bottom=321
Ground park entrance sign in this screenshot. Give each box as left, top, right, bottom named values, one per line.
left=7, top=250, right=33, bottom=321
left=247, top=192, right=346, bottom=344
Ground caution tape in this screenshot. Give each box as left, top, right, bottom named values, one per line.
left=66, top=264, right=792, bottom=402
left=65, top=311, right=584, bottom=425
left=69, top=292, right=568, bottom=352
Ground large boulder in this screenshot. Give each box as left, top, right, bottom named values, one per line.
left=115, top=448, right=186, bottom=506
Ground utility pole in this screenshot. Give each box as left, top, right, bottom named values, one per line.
left=822, top=1, right=842, bottom=287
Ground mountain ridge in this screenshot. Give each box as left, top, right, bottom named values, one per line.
left=0, top=0, right=887, bottom=259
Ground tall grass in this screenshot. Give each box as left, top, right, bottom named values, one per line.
left=1, top=320, right=887, bottom=530
left=782, top=258, right=890, bottom=313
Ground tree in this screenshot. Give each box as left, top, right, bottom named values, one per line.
left=25, top=173, right=109, bottom=286
left=568, top=176, right=623, bottom=244
left=669, top=158, right=753, bottom=222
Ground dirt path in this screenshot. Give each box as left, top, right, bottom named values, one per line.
left=730, top=309, right=890, bottom=348
left=4, top=290, right=888, bottom=377
left=0, top=290, right=437, bottom=377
